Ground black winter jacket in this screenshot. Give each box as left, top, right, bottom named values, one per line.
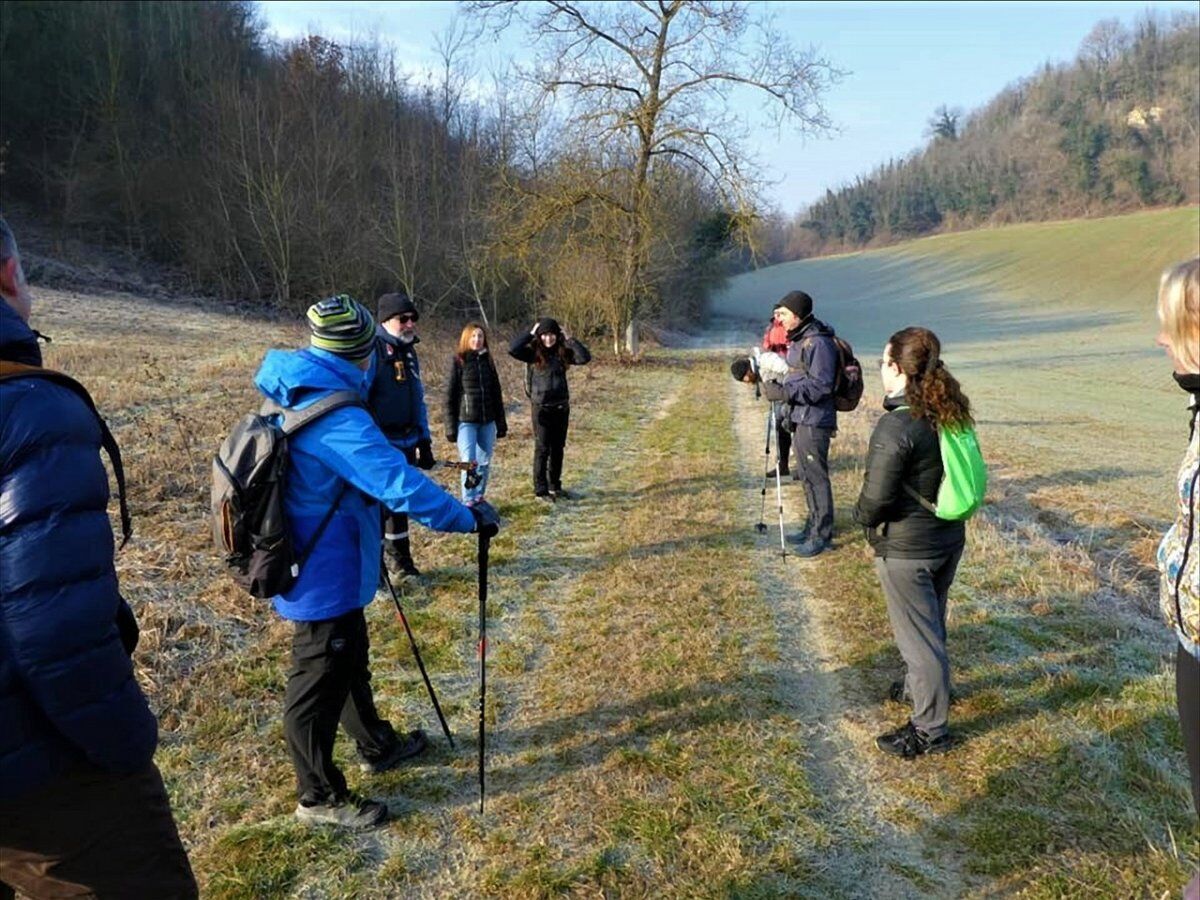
left=508, top=333, right=591, bottom=407
left=367, top=329, right=430, bottom=448
left=783, top=317, right=839, bottom=430
left=444, top=349, right=508, bottom=439
left=0, top=304, right=157, bottom=800
left=853, top=395, right=966, bottom=559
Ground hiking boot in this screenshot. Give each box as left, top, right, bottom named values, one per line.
left=295, top=793, right=388, bottom=830
left=874, top=721, right=953, bottom=759
left=359, top=729, right=429, bottom=774
left=791, top=538, right=830, bottom=558
left=551, top=488, right=572, bottom=501
left=786, top=524, right=813, bottom=545
left=535, top=490, right=554, bottom=503
left=765, top=467, right=790, bottom=479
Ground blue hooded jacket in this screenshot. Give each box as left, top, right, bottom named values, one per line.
left=254, top=347, right=476, bottom=621
left=0, top=302, right=158, bottom=800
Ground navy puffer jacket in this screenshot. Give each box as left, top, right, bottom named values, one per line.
left=0, top=303, right=157, bottom=800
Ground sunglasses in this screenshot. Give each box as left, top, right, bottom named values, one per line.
left=397, top=314, right=418, bottom=324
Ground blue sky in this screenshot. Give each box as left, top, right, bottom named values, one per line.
left=257, top=1, right=1198, bottom=215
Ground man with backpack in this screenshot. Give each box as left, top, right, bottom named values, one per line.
left=252, top=294, right=500, bottom=830
left=368, top=291, right=435, bottom=578
left=776, top=290, right=842, bottom=557
left=0, top=218, right=198, bottom=897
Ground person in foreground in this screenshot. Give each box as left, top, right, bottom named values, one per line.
left=854, top=326, right=971, bottom=759
left=254, top=294, right=499, bottom=830
left=1153, top=258, right=1200, bottom=900
left=0, top=218, right=198, bottom=896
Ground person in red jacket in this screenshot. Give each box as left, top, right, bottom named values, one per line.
left=762, top=311, right=792, bottom=478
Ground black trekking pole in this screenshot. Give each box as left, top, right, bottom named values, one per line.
left=439, top=460, right=483, bottom=491
left=771, top=405, right=787, bottom=558
left=755, top=401, right=772, bottom=534
left=382, top=571, right=455, bottom=749
left=477, top=528, right=489, bottom=814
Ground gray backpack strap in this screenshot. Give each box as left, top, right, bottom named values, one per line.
left=265, top=390, right=364, bottom=435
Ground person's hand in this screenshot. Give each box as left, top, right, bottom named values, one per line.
left=530, top=321, right=540, bottom=336
left=496, top=426, right=507, bottom=439
left=470, top=501, right=501, bottom=539
left=445, top=432, right=457, bottom=444
left=561, top=327, right=572, bottom=341
left=416, top=440, right=436, bottom=470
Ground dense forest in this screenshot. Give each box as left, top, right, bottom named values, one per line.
left=758, top=10, right=1199, bottom=261
left=0, top=1, right=838, bottom=350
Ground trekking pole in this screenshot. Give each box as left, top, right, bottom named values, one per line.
left=771, top=404, right=787, bottom=558
left=755, top=402, right=771, bottom=534
left=382, top=571, right=455, bottom=749
left=477, top=528, right=489, bottom=814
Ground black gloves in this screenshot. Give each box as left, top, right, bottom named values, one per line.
left=470, top=500, right=501, bottom=539
left=416, top=439, right=436, bottom=470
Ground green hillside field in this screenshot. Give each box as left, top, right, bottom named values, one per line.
left=712, top=207, right=1200, bottom=521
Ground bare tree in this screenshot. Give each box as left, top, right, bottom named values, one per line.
left=468, top=0, right=840, bottom=355
left=928, top=105, right=961, bottom=141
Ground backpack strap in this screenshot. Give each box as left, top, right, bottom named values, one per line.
left=260, top=389, right=365, bottom=435
left=0, top=361, right=133, bottom=548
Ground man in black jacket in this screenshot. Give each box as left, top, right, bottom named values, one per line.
left=776, top=290, right=840, bottom=557
left=368, top=291, right=435, bottom=576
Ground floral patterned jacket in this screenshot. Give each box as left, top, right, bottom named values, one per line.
left=1159, top=406, right=1200, bottom=657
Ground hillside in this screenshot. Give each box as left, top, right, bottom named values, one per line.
left=715, top=206, right=1200, bottom=517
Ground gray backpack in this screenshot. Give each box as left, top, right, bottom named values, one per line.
left=212, top=391, right=362, bottom=598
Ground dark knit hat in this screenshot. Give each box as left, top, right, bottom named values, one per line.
left=307, top=294, right=376, bottom=360
left=535, top=316, right=561, bottom=335
left=774, top=290, right=813, bottom=320
left=730, top=358, right=754, bottom=382
left=377, top=291, right=418, bottom=324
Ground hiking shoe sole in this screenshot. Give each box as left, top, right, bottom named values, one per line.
left=295, top=797, right=388, bottom=830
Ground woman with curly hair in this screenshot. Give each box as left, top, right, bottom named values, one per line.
left=854, top=326, right=974, bottom=759
left=1154, top=258, right=1199, bottom=900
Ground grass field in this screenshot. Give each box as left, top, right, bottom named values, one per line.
left=20, top=206, right=1200, bottom=897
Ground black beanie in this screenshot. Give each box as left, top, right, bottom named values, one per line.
left=730, top=358, right=753, bottom=381
left=774, top=290, right=813, bottom=320
left=377, top=291, right=418, bottom=324
left=536, top=316, right=561, bottom=335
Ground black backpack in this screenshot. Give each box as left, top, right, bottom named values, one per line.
left=212, top=391, right=362, bottom=598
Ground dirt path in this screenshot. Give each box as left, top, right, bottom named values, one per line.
left=713, top=326, right=969, bottom=897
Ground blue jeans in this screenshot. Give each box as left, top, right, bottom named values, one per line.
left=456, top=421, right=496, bottom=503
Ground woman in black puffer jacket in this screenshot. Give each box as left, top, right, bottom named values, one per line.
left=508, top=317, right=591, bottom=500
left=444, top=322, right=507, bottom=504
left=854, top=326, right=973, bottom=760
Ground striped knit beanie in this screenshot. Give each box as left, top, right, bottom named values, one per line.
left=306, top=294, right=376, bottom=360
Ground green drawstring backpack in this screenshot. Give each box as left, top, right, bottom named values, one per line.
left=899, top=410, right=988, bottom=521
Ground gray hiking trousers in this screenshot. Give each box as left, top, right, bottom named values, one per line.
left=874, top=548, right=963, bottom=739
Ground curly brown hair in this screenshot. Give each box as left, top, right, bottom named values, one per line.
left=887, top=326, right=973, bottom=429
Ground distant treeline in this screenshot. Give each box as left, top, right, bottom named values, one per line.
left=757, top=11, right=1199, bottom=261
left=0, top=1, right=734, bottom=339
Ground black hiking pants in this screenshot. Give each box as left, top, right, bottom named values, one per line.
left=283, top=608, right=397, bottom=804
left=776, top=418, right=792, bottom=475
left=793, top=425, right=834, bottom=543
left=382, top=445, right=419, bottom=564
left=532, top=403, right=569, bottom=494
left=1178, top=642, right=1200, bottom=817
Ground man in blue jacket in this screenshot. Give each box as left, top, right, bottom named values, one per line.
left=776, top=290, right=840, bottom=557
left=368, top=291, right=435, bottom=577
left=255, top=294, right=499, bottom=830
left=0, top=219, right=197, bottom=897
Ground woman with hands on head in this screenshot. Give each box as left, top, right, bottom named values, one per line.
left=508, top=317, right=591, bottom=501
